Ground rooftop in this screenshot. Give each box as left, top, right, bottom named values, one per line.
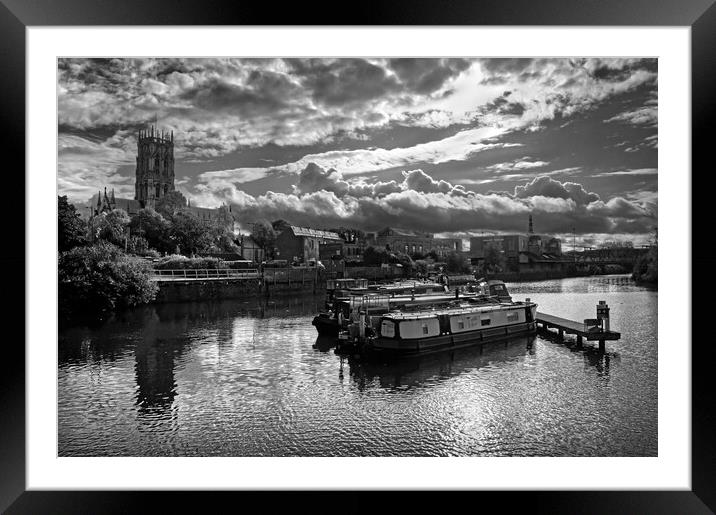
left=290, top=226, right=342, bottom=240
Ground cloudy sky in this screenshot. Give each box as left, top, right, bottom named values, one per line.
left=58, top=57, right=657, bottom=248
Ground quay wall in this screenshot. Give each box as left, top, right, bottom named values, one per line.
left=154, top=278, right=262, bottom=303
left=154, top=276, right=325, bottom=303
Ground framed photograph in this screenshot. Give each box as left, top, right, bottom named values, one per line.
left=4, top=0, right=711, bottom=512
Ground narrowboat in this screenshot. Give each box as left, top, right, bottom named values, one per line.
left=312, top=284, right=482, bottom=337
left=335, top=281, right=536, bottom=358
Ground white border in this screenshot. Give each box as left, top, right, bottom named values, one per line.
left=28, top=27, right=690, bottom=490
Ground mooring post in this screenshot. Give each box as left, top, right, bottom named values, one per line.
left=599, top=339, right=605, bottom=353
left=558, top=328, right=564, bottom=340
left=576, top=335, right=583, bottom=348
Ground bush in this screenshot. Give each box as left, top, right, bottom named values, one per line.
left=58, top=241, right=158, bottom=321
left=632, top=246, right=658, bottom=284
left=154, top=255, right=229, bottom=270
left=446, top=251, right=472, bottom=274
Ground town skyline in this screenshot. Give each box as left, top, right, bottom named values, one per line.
left=58, top=57, right=657, bottom=247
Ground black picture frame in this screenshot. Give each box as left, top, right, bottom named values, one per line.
left=2, top=1, right=711, bottom=513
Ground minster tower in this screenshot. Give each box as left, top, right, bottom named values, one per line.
left=135, top=126, right=175, bottom=208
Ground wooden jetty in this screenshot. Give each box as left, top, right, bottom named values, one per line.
left=535, top=301, right=621, bottom=352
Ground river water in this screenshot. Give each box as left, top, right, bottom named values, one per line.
left=58, top=274, right=657, bottom=457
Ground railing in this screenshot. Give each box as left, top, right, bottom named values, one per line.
left=152, top=268, right=259, bottom=280
left=262, top=266, right=319, bottom=285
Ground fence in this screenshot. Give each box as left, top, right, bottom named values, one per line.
left=152, top=268, right=259, bottom=280
left=262, top=267, right=320, bottom=285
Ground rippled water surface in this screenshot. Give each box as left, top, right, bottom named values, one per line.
left=58, top=274, right=657, bottom=456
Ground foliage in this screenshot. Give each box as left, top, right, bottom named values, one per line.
left=58, top=241, right=158, bottom=320
left=362, top=245, right=389, bottom=266
left=414, top=259, right=429, bottom=277
left=125, top=235, right=160, bottom=257
left=155, top=190, right=188, bottom=218
left=129, top=208, right=172, bottom=253
left=58, top=195, right=87, bottom=252
left=90, top=209, right=130, bottom=247
left=632, top=245, right=658, bottom=284
left=481, top=246, right=505, bottom=274
left=390, top=251, right=414, bottom=275
left=154, top=255, right=229, bottom=270
left=271, top=219, right=291, bottom=232
left=168, top=211, right=215, bottom=255
left=251, top=221, right=277, bottom=257
left=446, top=251, right=471, bottom=274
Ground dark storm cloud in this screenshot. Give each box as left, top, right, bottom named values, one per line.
left=590, top=58, right=657, bottom=82
left=388, top=58, right=472, bottom=94
left=179, top=72, right=301, bottom=117
left=479, top=58, right=535, bottom=75
left=287, top=58, right=402, bottom=106
left=483, top=92, right=526, bottom=116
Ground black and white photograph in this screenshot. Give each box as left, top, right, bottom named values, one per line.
left=57, top=56, right=658, bottom=458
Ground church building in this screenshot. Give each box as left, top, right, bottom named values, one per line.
left=87, top=126, right=235, bottom=232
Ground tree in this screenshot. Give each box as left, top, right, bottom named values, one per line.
left=58, top=195, right=86, bottom=252
left=392, top=251, right=414, bottom=276
left=58, top=241, right=158, bottom=321
left=482, top=246, right=505, bottom=274
left=362, top=245, right=388, bottom=266
left=169, top=211, right=214, bottom=255
left=632, top=232, right=658, bottom=284
left=414, top=259, right=429, bottom=277
left=251, top=221, right=277, bottom=259
left=446, top=251, right=471, bottom=274
left=126, top=235, right=158, bottom=257
left=90, top=209, right=130, bottom=247
left=129, top=208, right=172, bottom=253
left=155, top=190, right=188, bottom=218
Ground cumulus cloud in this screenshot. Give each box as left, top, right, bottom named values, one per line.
left=514, top=176, right=601, bottom=205
left=193, top=165, right=654, bottom=236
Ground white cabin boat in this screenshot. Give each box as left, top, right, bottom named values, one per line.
left=336, top=281, right=536, bottom=357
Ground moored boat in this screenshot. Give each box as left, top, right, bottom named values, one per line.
left=335, top=281, right=536, bottom=358
left=313, top=286, right=483, bottom=337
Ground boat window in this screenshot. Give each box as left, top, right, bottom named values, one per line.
left=422, top=323, right=429, bottom=335
left=481, top=318, right=491, bottom=326
left=457, top=320, right=464, bottom=329
left=381, top=320, right=395, bottom=338
left=507, top=312, right=519, bottom=322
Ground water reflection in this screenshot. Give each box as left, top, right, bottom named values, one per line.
left=347, top=336, right=536, bottom=392
left=59, top=275, right=657, bottom=457
left=313, top=335, right=337, bottom=352
left=507, top=274, right=644, bottom=295
left=534, top=324, right=618, bottom=381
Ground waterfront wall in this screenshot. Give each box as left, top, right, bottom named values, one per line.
left=154, top=278, right=262, bottom=303
left=341, top=266, right=404, bottom=280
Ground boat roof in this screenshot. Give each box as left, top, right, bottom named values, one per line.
left=381, top=301, right=531, bottom=320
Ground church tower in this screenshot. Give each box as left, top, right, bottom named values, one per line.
left=135, top=125, right=175, bottom=208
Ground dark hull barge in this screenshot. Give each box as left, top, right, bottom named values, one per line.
left=335, top=291, right=537, bottom=359
left=312, top=289, right=481, bottom=337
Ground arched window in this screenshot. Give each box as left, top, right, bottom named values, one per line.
left=155, top=183, right=160, bottom=198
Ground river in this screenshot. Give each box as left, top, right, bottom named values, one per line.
left=58, top=274, right=657, bottom=457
